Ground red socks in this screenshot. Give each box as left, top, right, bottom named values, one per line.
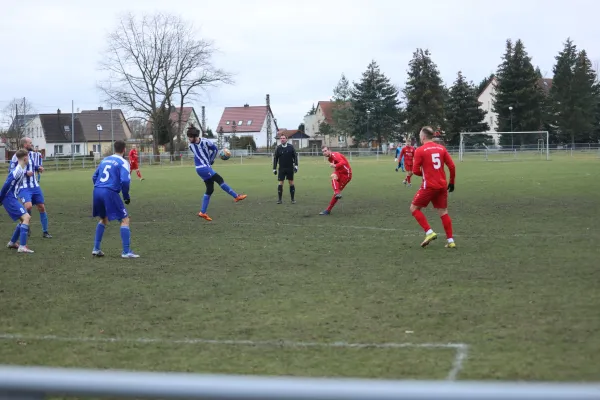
left=412, top=210, right=431, bottom=232
left=136, top=170, right=142, bottom=179
left=406, top=175, right=412, bottom=183
left=441, top=214, right=453, bottom=240
left=327, top=195, right=339, bottom=212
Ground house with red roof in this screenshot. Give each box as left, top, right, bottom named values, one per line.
left=304, top=100, right=354, bottom=148
left=216, top=104, right=278, bottom=149
left=276, top=129, right=311, bottom=148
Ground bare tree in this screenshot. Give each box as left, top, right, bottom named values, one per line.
left=1, top=98, right=36, bottom=150
left=98, top=12, right=233, bottom=157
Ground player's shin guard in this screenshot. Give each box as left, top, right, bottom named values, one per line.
left=120, top=226, right=131, bottom=254
left=290, top=185, right=295, bottom=201
left=220, top=183, right=238, bottom=198
left=441, top=214, right=453, bottom=241
left=277, top=184, right=283, bottom=201
left=327, top=195, right=339, bottom=212
left=201, top=194, right=211, bottom=213
left=40, top=212, right=48, bottom=232
left=94, top=222, right=106, bottom=250
left=11, top=224, right=21, bottom=244
left=406, top=175, right=412, bottom=184
left=411, top=210, right=431, bottom=232
left=19, top=224, right=29, bottom=246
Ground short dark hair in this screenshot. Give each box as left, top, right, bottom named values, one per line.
left=15, top=149, right=28, bottom=159
left=114, top=140, right=126, bottom=154
left=187, top=124, right=201, bottom=138
left=421, top=126, right=435, bottom=139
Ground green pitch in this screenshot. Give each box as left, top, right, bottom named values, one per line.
left=1, top=155, right=599, bottom=381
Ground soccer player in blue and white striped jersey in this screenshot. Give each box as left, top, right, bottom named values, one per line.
left=1, top=149, right=34, bottom=253
left=187, top=125, right=246, bottom=221
left=32, top=146, right=43, bottom=181
left=9, top=137, right=52, bottom=238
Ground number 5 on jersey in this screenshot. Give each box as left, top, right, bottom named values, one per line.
left=432, top=153, right=441, bottom=169
left=99, top=165, right=112, bottom=183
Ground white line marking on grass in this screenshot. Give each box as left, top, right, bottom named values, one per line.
left=0, top=333, right=468, bottom=381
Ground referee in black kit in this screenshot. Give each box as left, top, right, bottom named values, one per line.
left=273, top=133, right=298, bottom=204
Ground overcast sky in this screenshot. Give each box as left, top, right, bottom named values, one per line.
left=1, top=0, right=599, bottom=131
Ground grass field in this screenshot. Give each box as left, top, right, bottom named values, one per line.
left=1, top=154, right=599, bottom=382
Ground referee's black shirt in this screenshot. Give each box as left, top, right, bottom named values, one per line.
left=273, top=144, right=298, bottom=170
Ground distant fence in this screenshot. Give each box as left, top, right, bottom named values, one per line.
left=0, top=365, right=599, bottom=400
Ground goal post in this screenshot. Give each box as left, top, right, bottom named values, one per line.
left=458, top=131, right=550, bottom=162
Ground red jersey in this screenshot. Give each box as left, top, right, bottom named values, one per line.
left=328, top=152, right=352, bottom=176
left=128, top=149, right=138, bottom=163
left=400, top=146, right=415, bottom=164
left=412, top=142, right=455, bottom=190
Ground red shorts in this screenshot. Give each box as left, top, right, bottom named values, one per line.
left=332, top=173, right=351, bottom=192
left=130, top=162, right=139, bottom=170
left=405, top=163, right=413, bottom=171
left=412, top=187, right=448, bottom=209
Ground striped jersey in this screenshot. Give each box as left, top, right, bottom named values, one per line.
left=189, top=139, right=218, bottom=169
left=0, top=165, right=26, bottom=203
left=9, top=151, right=40, bottom=189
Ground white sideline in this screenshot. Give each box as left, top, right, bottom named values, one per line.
left=0, top=333, right=468, bottom=381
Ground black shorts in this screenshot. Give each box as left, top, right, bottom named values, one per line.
left=278, top=168, right=294, bottom=181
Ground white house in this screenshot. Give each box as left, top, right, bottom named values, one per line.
left=276, top=129, right=311, bottom=148
left=38, top=112, right=87, bottom=157
left=216, top=104, right=279, bottom=148
left=303, top=101, right=354, bottom=148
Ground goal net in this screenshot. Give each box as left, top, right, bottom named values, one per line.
left=458, top=131, right=550, bottom=162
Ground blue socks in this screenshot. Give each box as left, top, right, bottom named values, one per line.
left=19, top=224, right=29, bottom=247
left=40, top=212, right=48, bottom=232
left=120, top=226, right=131, bottom=254
left=201, top=194, right=211, bottom=213
left=220, top=183, right=238, bottom=198
left=11, top=224, right=21, bottom=244
left=94, top=223, right=106, bottom=251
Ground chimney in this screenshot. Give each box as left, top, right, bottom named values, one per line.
left=244, top=103, right=249, bottom=107
left=57, top=108, right=61, bottom=114
left=98, top=106, right=104, bottom=111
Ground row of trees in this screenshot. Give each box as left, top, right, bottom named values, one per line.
left=312, top=38, right=599, bottom=147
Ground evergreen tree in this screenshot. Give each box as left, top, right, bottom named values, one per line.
left=305, top=103, right=316, bottom=116
left=570, top=50, right=599, bottom=143
left=445, top=71, right=490, bottom=146
left=493, top=39, right=545, bottom=147
left=403, top=49, right=446, bottom=142
left=205, top=127, right=214, bottom=138
left=550, top=38, right=578, bottom=144
left=331, top=73, right=353, bottom=146
left=350, top=60, right=401, bottom=144
left=297, top=123, right=305, bottom=133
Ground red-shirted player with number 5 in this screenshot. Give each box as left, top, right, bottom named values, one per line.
left=410, top=126, right=456, bottom=248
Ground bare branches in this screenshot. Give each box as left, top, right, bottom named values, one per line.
left=1, top=98, right=37, bottom=150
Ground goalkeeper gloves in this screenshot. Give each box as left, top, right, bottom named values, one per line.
left=447, top=183, right=455, bottom=193
left=273, top=169, right=277, bottom=175
left=124, top=198, right=131, bottom=205
left=294, top=165, right=298, bottom=172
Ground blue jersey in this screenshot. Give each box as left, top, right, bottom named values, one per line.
left=10, top=151, right=40, bottom=190
left=0, top=165, right=26, bottom=204
left=395, top=147, right=402, bottom=158
left=92, top=155, right=131, bottom=199
left=189, top=139, right=218, bottom=169
left=30, top=152, right=43, bottom=168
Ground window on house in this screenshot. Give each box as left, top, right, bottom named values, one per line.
left=238, top=120, right=243, bottom=126
left=72, top=144, right=81, bottom=154
left=338, top=136, right=345, bottom=142
left=54, top=145, right=63, bottom=155
left=93, top=144, right=101, bottom=153
left=64, top=126, right=70, bottom=132
left=226, top=121, right=230, bottom=125
left=247, top=120, right=252, bottom=125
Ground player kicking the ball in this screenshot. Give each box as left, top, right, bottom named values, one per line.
left=399, top=140, right=415, bottom=186
left=319, top=146, right=352, bottom=215
left=410, top=126, right=456, bottom=248
left=187, top=125, right=246, bottom=221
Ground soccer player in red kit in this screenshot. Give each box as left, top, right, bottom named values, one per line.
left=410, top=126, right=456, bottom=248
left=319, top=146, right=352, bottom=215
left=399, top=141, right=415, bottom=186
left=128, top=146, right=144, bottom=181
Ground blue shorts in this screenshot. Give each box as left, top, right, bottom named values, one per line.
left=196, top=166, right=217, bottom=181
left=2, top=195, right=27, bottom=221
left=19, top=186, right=45, bottom=205
left=92, top=187, right=128, bottom=221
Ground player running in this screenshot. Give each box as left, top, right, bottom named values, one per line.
left=91, top=140, right=139, bottom=258
left=2, top=149, right=34, bottom=253
left=319, top=146, right=352, bottom=216
left=10, top=137, right=52, bottom=238
left=128, top=146, right=144, bottom=181
left=399, top=141, right=415, bottom=187
left=410, top=126, right=456, bottom=248
left=187, top=125, right=247, bottom=221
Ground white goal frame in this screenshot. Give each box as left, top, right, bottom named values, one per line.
left=458, top=131, right=550, bottom=162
